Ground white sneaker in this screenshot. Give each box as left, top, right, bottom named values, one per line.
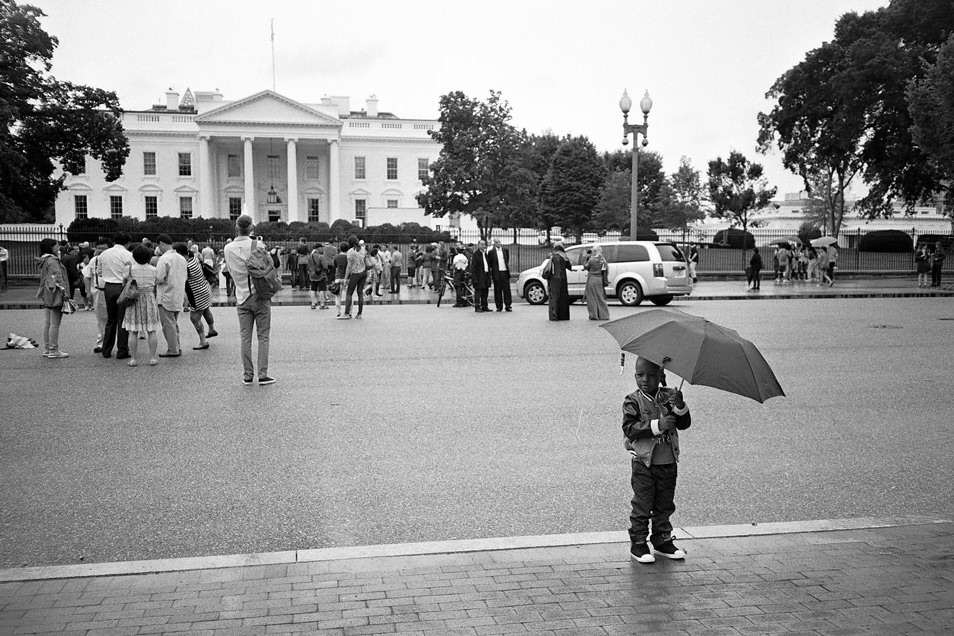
left=630, top=543, right=655, bottom=563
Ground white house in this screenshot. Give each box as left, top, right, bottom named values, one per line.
left=54, top=88, right=464, bottom=230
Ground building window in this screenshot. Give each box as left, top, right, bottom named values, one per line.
left=305, top=156, right=319, bottom=181
left=268, top=209, right=281, bottom=222
left=74, top=195, right=88, bottom=219
left=180, top=196, right=193, bottom=219
left=354, top=156, right=366, bottom=180
left=110, top=195, right=123, bottom=219
left=386, top=157, right=398, bottom=180
left=354, top=199, right=366, bottom=226
left=418, top=158, right=429, bottom=181
left=387, top=199, right=398, bottom=208
left=143, top=152, right=157, bottom=176
left=267, top=155, right=280, bottom=180
left=145, top=196, right=158, bottom=219
left=178, top=152, right=192, bottom=176
left=308, top=198, right=320, bottom=223
left=228, top=197, right=242, bottom=221
left=227, top=154, right=241, bottom=178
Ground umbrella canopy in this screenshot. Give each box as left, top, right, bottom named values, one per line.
left=768, top=236, right=801, bottom=247
left=810, top=236, right=838, bottom=248
left=600, top=308, right=785, bottom=403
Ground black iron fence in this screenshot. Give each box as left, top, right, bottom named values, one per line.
left=1, top=225, right=949, bottom=282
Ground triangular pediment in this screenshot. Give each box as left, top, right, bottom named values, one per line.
left=195, top=91, right=341, bottom=127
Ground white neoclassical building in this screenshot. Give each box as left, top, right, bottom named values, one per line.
left=55, top=88, right=454, bottom=229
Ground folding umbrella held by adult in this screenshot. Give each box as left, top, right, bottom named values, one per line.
left=600, top=308, right=785, bottom=403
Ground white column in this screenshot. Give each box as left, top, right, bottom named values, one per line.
left=329, top=139, right=340, bottom=223
left=286, top=138, right=298, bottom=223
left=243, top=137, right=255, bottom=220
left=198, top=135, right=214, bottom=217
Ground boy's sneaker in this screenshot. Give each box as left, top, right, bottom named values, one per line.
left=242, top=376, right=254, bottom=385
left=47, top=350, right=69, bottom=358
left=630, top=543, right=655, bottom=564
left=654, top=540, right=686, bottom=560
left=258, top=376, right=277, bottom=386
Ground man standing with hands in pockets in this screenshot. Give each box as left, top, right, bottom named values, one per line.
left=487, top=239, right=512, bottom=312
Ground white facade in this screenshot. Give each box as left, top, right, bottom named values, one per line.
left=55, top=89, right=445, bottom=228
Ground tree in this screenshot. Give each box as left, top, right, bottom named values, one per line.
left=0, top=0, right=129, bottom=223
left=707, top=151, right=777, bottom=262
left=651, top=157, right=706, bottom=241
left=759, top=0, right=954, bottom=221
left=801, top=167, right=850, bottom=236
left=758, top=34, right=863, bottom=238
left=592, top=150, right=665, bottom=237
left=539, top=136, right=606, bottom=240
left=416, top=90, right=532, bottom=241
left=907, top=33, right=954, bottom=222
left=523, top=132, right=562, bottom=242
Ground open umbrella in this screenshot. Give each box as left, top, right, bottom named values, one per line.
left=768, top=236, right=800, bottom=247
left=600, top=308, right=785, bottom=403
left=810, top=236, right=838, bottom=248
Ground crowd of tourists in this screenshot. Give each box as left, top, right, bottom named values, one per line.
left=34, top=233, right=220, bottom=363
left=766, top=243, right=838, bottom=287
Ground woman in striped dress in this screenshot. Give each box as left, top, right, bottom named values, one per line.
left=177, top=243, right=217, bottom=350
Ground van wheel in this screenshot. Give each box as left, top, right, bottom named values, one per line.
left=524, top=281, right=547, bottom=305
left=618, top=281, right=644, bottom=306
left=650, top=295, right=673, bottom=306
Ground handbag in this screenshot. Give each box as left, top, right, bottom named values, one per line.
left=117, top=277, right=140, bottom=307
left=61, top=297, right=78, bottom=314
left=328, top=280, right=341, bottom=295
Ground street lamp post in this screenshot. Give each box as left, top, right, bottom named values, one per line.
left=620, top=89, right=653, bottom=240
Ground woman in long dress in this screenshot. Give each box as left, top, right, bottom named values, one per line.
left=547, top=244, right=571, bottom=321
left=584, top=245, right=610, bottom=320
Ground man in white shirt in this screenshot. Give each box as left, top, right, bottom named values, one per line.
left=223, top=215, right=275, bottom=385
left=85, top=237, right=110, bottom=352
left=97, top=232, right=134, bottom=359
left=487, top=239, right=512, bottom=312
left=154, top=234, right=187, bottom=357
left=0, top=243, right=8, bottom=292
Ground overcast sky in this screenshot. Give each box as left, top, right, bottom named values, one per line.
left=33, top=0, right=887, bottom=198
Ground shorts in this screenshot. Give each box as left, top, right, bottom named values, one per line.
left=310, top=280, right=327, bottom=292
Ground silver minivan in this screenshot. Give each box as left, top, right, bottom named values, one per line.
left=516, top=241, right=693, bottom=306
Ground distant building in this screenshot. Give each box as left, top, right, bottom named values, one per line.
left=671, top=190, right=951, bottom=246
left=54, top=88, right=463, bottom=230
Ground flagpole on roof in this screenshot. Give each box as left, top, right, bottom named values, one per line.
left=271, top=18, right=276, bottom=92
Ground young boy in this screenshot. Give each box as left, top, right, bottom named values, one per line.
left=622, top=357, right=692, bottom=563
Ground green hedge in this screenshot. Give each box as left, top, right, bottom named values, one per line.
left=858, top=230, right=913, bottom=252
left=67, top=217, right=453, bottom=244
left=712, top=228, right=755, bottom=249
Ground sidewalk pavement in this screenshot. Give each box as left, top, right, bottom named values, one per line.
left=0, top=517, right=951, bottom=635
left=2, top=276, right=952, bottom=310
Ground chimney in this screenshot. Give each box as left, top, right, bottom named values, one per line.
left=166, top=88, right=180, bottom=110
left=366, top=94, right=378, bottom=117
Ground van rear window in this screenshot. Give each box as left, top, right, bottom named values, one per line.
left=655, top=244, right=686, bottom=262
left=610, top=244, right=649, bottom=263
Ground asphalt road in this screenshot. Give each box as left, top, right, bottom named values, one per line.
left=1, top=297, right=952, bottom=568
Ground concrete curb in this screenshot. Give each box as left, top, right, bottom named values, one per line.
left=1, top=515, right=948, bottom=583
left=2, top=288, right=953, bottom=311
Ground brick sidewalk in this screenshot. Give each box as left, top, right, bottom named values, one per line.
left=1, top=522, right=952, bottom=635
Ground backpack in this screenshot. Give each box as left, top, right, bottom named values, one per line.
left=246, top=242, right=283, bottom=300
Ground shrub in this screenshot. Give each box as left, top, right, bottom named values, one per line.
left=797, top=222, right=822, bottom=246
left=712, top=228, right=755, bottom=249
left=858, top=230, right=913, bottom=252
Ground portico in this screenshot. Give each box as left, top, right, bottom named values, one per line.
left=194, top=91, right=342, bottom=224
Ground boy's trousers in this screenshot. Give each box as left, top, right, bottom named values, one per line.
left=629, top=461, right=677, bottom=547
